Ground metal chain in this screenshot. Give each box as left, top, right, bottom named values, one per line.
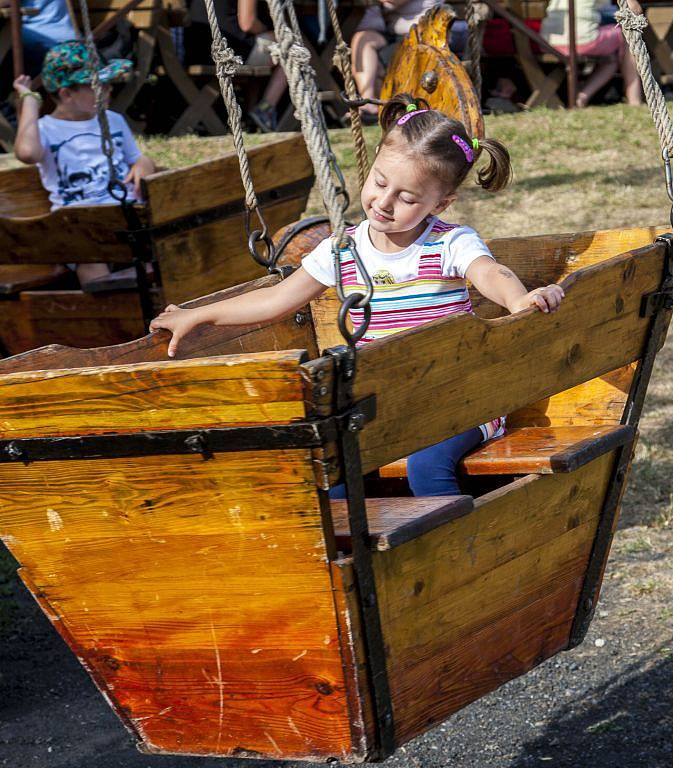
left=203, top=0, right=276, bottom=269
left=266, top=0, right=373, bottom=346
left=324, top=0, right=370, bottom=190
left=77, top=0, right=127, bottom=202
left=616, top=0, right=673, bottom=211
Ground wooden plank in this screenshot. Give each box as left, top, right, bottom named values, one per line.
left=330, top=495, right=473, bottom=551
left=0, top=275, right=319, bottom=374
left=347, top=243, right=666, bottom=475
left=143, top=135, right=313, bottom=227
left=0, top=445, right=356, bottom=759
left=0, top=205, right=139, bottom=265
left=0, top=350, right=308, bottom=438
left=372, top=455, right=614, bottom=744
left=475, top=225, right=671, bottom=319
left=0, top=265, right=68, bottom=294
left=0, top=165, right=50, bottom=217
left=0, top=290, right=144, bottom=355
left=461, top=424, right=633, bottom=475
left=156, top=197, right=308, bottom=304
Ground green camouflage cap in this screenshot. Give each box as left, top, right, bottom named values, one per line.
left=42, top=40, right=132, bottom=93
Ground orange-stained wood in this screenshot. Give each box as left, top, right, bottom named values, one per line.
left=371, top=454, right=614, bottom=745
left=380, top=6, right=483, bottom=139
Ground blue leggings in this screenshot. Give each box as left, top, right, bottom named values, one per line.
left=329, top=427, right=483, bottom=499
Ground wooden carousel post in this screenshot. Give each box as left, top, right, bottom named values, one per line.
left=9, top=0, right=23, bottom=76
left=567, top=0, right=578, bottom=107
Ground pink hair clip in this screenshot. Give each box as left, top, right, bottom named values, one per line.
left=452, top=134, right=474, bottom=163
left=397, top=109, right=428, bottom=125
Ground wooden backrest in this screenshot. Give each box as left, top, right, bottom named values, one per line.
left=0, top=274, right=320, bottom=374
left=143, top=135, right=315, bottom=304
left=69, top=0, right=176, bottom=31
left=334, top=239, right=669, bottom=475
left=0, top=165, right=50, bottom=217
left=0, top=350, right=364, bottom=760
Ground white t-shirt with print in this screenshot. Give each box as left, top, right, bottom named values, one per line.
left=301, top=216, right=492, bottom=288
left=37, top=110, right=142, bottom=210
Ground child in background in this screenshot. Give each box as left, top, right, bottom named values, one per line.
left=13, top=40, right=155, bottom=284
left=150, top=94, right=564, bottom=497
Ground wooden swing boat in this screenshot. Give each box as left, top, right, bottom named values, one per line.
left=0, top=222, right=670, bottom=762
left=0, top=133, right=314, bottom=356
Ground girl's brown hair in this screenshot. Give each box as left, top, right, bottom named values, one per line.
left=378, top=93, right=512, bottom=193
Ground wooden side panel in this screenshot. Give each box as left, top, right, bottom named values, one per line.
left=374, top=454, right=614, bottom=745
left=0, top=165, right=50, bottom=217
left=2, top=290, right=145, bottom=355
left=0, top=354, right=362, bottom=760
left=351, top=244, right=665, bottom=475
left=156, top=197, right=308, bottom=304
left=144, top=135, right=313, bottom=226
left=0, top=351, right=308, bottom=438
left=0, top=205, right=137, bottom=265
left=0, top=275, right=319, bottom=373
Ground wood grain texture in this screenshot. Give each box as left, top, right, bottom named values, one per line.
left=156, top=197, right=308, bottom=304
left=330, top=495, right=473, bottom=551
left=0, top=265, right=68, bottom=294
left=0, top=275, right=318, bottom=374
left=350, top=243, right=665, bottom=475
left=0, top=351, right=308, bottom=438
left=373, top=454, right=614, bottom=745
left=380, top=5, right=484, bottom=140
left=0, top=165, right=50, bottom=217
left=0, top=449, right=355, bottom=759
left=143, top=135, right=313, bottom=226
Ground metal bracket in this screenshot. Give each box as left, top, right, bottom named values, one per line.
left=327, top=346, right=396, bottom=759
left=640, top=289, right=673, bottom=317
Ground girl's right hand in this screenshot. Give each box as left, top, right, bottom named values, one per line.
left=149, top=304, right=201, bottom=358
left=13, top=75, right=32, bottom=96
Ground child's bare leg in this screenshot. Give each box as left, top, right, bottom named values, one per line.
left=576, top=56, right=618, bottom=106
left=76, top=263, right=110, bottom=285
left=621, top=48, right=643, bottom=105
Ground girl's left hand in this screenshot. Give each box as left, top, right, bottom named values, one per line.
left=511, top=284, right=565, bottom=314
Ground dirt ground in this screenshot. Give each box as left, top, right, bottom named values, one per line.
left=1, top=336, right=672, bottom=768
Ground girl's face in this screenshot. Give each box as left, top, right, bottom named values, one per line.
left=361, top=135, right=456, bottom=237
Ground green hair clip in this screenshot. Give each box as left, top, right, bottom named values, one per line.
left=472, top=137, right=480, bottom=151
left=406, top=103, right=418, bottom=112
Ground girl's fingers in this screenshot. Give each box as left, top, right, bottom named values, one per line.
left=533, top=294, right=549, bottom=313
left=165, top=304, right=179, bottom=313
left=167, top=332, right=182, bottom=358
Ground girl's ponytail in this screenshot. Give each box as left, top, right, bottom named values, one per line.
left=379, top=92, right=430, bottom=135
left=475, top=137, right=513, bottom=193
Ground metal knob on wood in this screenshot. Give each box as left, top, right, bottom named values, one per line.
left=421, top=70, right=439, bottom=93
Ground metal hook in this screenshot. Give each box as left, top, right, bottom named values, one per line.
left=245, top=207, right=278, bottom=270
left=338, top=292, right=373, bottom=347
left=663, top=147, right=673, bottom=203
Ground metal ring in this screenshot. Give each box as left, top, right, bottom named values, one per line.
left=248, top=228, right=277, bottom=270
left=107, top=178, right=128, bottom=204
left=338, top=292, right=372, bottom=347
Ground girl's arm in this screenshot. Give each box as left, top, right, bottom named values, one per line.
left=150, top=267, right=327, bottom=357
left=466, top=255, right=565, bottom=314
left=13, top=76, right=44, bottom=165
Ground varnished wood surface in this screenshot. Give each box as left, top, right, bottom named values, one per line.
left=0, top=350, right=309, bottom=438
left=343, top=242, right=667, bottom=476
left=330, top=495, right=473, bottom=551
left=380, top=6, right=484, bottom=140
left=0, top=274, right=318, bottom=373
left=0, top=165, right=50, bottom=217
left=0, top=264, right=68, bottom=294
left=144, top=135, right=313, bottom=226
left=373, top=454, right=614, bottom=745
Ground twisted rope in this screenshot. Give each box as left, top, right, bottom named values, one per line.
left=465, top=0, right=485, bottom=102
left=266, top=0, right=348, bottom=244
left=204, top=0, right=259, bottom=212
left=77, top=0, right=120, bottom=196
left=325, top=0, right=370, bottom=190
left=616, top=0, right=673, bottom=157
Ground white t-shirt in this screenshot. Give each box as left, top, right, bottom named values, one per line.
left=37, top=111, right=142, bottom=210
left=302, top=216, right=492, bottom=288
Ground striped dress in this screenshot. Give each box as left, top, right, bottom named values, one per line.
left=302, top=217, right=505, bottom=442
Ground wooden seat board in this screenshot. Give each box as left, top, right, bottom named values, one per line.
left=330, top=495, right=473, bottom=551
left=0, top=265, right=68, bottom=294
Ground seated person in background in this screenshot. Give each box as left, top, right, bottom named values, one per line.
left=351, top=0, right=468, bottom=124
left=237, top=0, right=287, bottom=132
left=540, top=0, right=643, bottom=106
left=12, top=41, right=155, bottom=285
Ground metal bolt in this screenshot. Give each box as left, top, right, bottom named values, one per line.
left=294, top=312, right=307, bottom=326
left=421, top=70, right=439, bottom=93
left=318, top=385, right=329, bottom=397
left=316, top=369, right=326, bottom=380
left=348, top=412, right=365, bottom=432
left=382, top=712, right=393, bottom=727
left=583, top=597, right=593, bottom=612
left=364, top=593, right=376, bottom=607
left=5, top=442, right=26, bottom=461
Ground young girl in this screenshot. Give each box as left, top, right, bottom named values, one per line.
left=150, top=94, right=564, bottom=497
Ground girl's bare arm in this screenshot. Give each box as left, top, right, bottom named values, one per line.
left=150, top=267, right=327, bottom=357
